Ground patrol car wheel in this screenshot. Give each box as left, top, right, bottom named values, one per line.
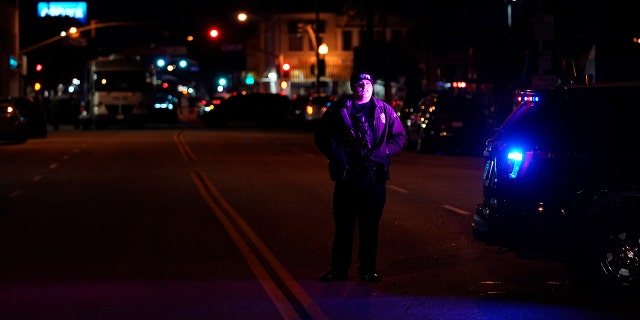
left=595, top=227, right=640, bottom=291
left=575, top=195, right=640, bottom=293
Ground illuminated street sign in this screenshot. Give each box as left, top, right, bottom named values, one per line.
left=37, top=2, right=88, bottom=24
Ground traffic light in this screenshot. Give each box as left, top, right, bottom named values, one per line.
left=281, top=63, right=291, bottom=78
left=9, top=56, right=18, bottom=70
left=209, top=28, right=220, bottom=39
left=34, top=64, right=43, bottom=92
left=245, top=73, right=255, bottom=85
left=216, top=77, right=227, bottom=92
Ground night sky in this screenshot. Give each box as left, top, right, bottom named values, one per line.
left=20, top=0, right=640, bottom=45
left=20, top=0, right=352, bottom=49
left=20, top=0, right=639, bottom=36
left=16, top=0, right=640, bottom=88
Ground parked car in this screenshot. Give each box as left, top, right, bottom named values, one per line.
left=209, top=93, right=292, bottom=128
left=290, top=94, right=336, bottom=129
left=0, top=97, right=47, bottom=138
left=405, top=92, right=487, bottom=155
left=304, top=94, right=335, bottom=122
left=289, top=95, right=309, bottom=128
left=472, top=83, right=640, bottom=293
left=0, top=100, right=28, bottom=144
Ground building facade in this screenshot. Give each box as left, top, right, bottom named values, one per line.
left=244, top=10, right=414, bottom=101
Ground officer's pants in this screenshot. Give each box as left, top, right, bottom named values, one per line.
left=331, top=169, right=386, bottom=274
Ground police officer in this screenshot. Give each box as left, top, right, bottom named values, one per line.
left=314, top=71, right=407, bottom=282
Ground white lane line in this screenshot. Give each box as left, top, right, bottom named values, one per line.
left=442, top=204, right=472, bottom=215
left=389, top=185, right=408, bottom=193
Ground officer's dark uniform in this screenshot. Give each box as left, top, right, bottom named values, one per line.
left=314, top=84, right=407, bottom=282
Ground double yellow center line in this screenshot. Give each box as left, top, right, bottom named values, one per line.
left=175, top=130, right=328, bottom=320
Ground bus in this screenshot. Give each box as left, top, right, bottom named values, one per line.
left=84, top=54, right=155, bottom=128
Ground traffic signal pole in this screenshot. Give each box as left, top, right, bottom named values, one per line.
left=19, top=21, right=149, bottom=55
left=315, top=7, right=321, bottom=95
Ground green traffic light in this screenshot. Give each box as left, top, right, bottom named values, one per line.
left=245, top=74, right=255, bottom=85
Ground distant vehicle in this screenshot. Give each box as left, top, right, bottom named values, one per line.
left=0, top=100, right=28, bottom=144
left=47, top=95, right=84, bottom=130
left=210, top=93, right=292, bottom=128
left=150, top=92, right=178, bottom=124
left=0, top=97, right=47, bottom=138
left=303, top=94, right=335, bottom=123
left=473, top=83, right=640, bottom=293
left=85, top=54, right=155, bottom=129
left=289, top=94, right=335, bottom=129
left=200, top=93, right=231, bottom=127
left=405, top=92, right=487, bottom=155
left=391, top=95, right=416, bottom=138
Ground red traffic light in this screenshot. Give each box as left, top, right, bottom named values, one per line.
left=209, top=28, right=220, bottom=39
left=35, top=63, right=43, bottom=72
left=281, top=63, right=291, bottom=78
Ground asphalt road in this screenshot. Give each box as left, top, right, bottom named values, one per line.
left=0, top=124, right=636, bottom=319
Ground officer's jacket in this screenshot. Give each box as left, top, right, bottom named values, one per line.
left=314, top=96, right=407, bottom=178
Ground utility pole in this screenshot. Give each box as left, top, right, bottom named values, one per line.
left=315, top=0, right=321, bottom=95
left=19, top=21, right=148, bottom=55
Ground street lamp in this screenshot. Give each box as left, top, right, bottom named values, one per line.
left=68, top=27, right=79, bottom=38
left=318, top=43, right=328, bottom=77
left=318, top=43, right=328, bottom=55
left=235, top=11, right=281, bottom=93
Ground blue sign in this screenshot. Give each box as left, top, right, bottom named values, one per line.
left=37, top=2, right=88, bottom=24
